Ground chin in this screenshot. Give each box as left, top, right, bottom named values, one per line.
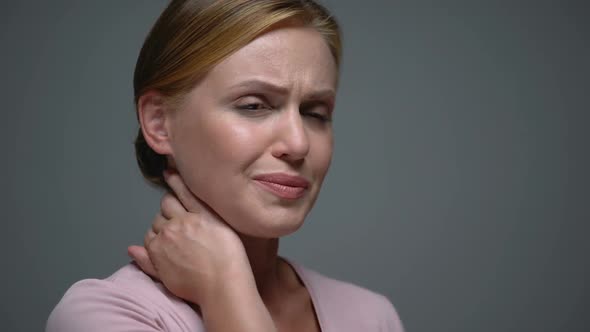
left=230, top=211, right=308, bottom=239
left=211, top=183, right=319, bottom=239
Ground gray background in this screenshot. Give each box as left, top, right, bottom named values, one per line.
left=2, top=0, right=588, bottom=331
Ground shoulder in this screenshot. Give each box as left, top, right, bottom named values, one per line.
left=288, top=259, right=405, bottom=332
left=46, top=263, right=203, bottom=332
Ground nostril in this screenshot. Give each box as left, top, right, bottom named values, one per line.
left=269, top=110, right=312, bottom=160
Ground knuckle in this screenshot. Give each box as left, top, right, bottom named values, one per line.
left=154, top=214, right=166, bottom=226
left=159, top=227, right=175, bottom=240
left=160, top=193, right=175, bottom=210
left=144, top=229, right=154, bottom=243
left=151, top=214, right=162, bottom=227
left=146, top=242, right=158, bottom=256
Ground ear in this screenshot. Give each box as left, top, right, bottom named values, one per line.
left=137, top=91, right=174, bottom=155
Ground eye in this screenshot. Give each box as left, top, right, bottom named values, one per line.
left=237, top=103, right=267, bottom=110
left=301, top=102, right=332, bottom=123
left=234, top=96, right=271, bottom=112
left=304, top=112, right=330, bottom=122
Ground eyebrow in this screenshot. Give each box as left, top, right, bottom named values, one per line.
left=228, top=79, right=336, bottom=101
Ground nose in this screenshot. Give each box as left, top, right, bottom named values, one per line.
left=270, top=108, right=310, bottom=163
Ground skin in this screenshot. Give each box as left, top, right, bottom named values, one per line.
left=129, top=23, right=338, bottom=332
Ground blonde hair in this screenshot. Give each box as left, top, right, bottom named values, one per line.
left=133, top=0, right=342, bottom=189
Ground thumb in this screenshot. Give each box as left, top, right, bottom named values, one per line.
left=127, top=245, right=159, bottom=280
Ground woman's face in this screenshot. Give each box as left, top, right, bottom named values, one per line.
left=166, top=25, right=337, bottom=238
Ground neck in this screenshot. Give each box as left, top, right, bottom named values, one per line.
left=238, top=234, right=284, bottom=300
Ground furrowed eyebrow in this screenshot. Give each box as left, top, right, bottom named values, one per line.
left=304, top=89, right=336, bottom=103
left=228, top=79, right=336, bottom=101
left=228, top=79, right=289, bottom=95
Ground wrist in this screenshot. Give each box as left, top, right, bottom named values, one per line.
left=199, top=268, right=257, bottom=309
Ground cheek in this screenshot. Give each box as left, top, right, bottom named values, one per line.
left=311, top=132, right=334, bottom=176
left=173, top=113, right=265, bottom=178
left=205, top=117, right=265, bottom=170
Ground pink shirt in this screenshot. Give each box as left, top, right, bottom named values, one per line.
left=47, top=258, right=404, bottom=331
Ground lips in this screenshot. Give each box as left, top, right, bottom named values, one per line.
left=253, top=173, right=310, bottom=199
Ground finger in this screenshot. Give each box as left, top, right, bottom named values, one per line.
left=127, top=245, right=159, bottom=279
left=144, top=228, right=157, bottom=248
left=160, top=193, right=187, bottom=220
left=164, top=170, right=205, bottom=213
left=151, top=212, right=168, bottom=234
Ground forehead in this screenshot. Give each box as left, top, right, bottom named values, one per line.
left=204, top=25, right=338, bottom=93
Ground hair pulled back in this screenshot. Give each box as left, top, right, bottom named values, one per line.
left=133, top=0, right=341, bottom=189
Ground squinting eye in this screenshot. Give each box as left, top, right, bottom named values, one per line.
left=237, top=103, right=267, bottom=110
left=301, top=103, right=332, bottom=123
left=234, top=95, right=271, bottom=112
left=304, top=112, right=331, bottom=122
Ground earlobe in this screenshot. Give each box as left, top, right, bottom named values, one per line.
left=137, top=91, right=174, bottom=155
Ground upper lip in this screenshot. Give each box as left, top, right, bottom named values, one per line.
left=253, top=173, right=311, bottom=188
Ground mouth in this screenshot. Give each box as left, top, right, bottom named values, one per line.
left=252, top=173, right=310, bottom=200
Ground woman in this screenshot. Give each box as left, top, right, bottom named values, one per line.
left=47, top=1, right=404, bottom=331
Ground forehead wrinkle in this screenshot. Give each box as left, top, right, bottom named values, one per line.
left=206, top=42, right=285, bottom=90
left=202, top=26, right=337, bottom=99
